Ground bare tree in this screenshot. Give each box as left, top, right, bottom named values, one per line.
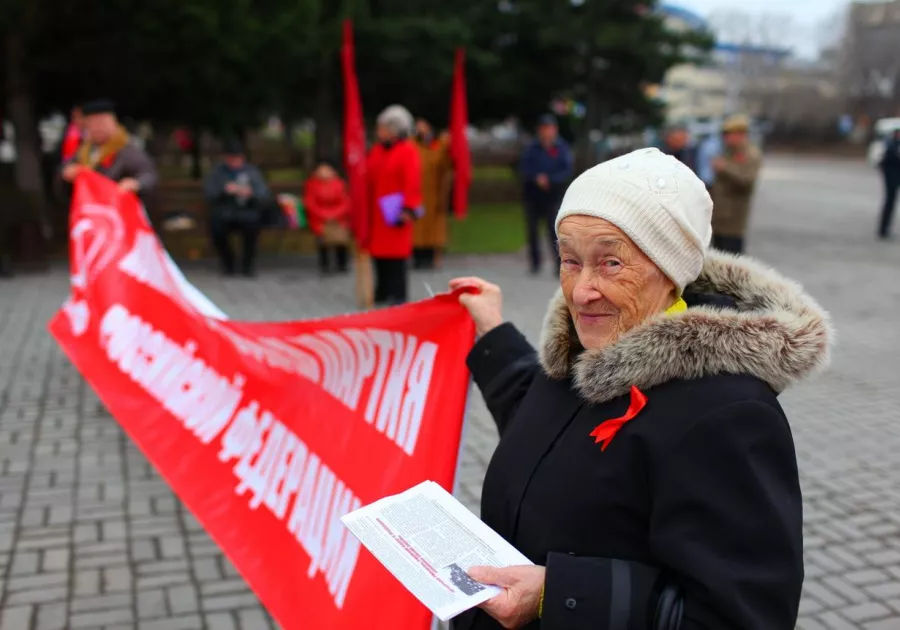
left=706, top=9, right=795, bottom=115
left=707, top=9, right=797, bottom=50
left=815, top=6, right=848, bottom=60
left=837, top=2, right=900, bottom=121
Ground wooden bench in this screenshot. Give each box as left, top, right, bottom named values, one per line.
left=149, top=180, right=318, bottom=261
left=149, top=176, right=524, bottom=261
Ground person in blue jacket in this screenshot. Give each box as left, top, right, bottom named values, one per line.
left=520, top=114, right=574, bottom=275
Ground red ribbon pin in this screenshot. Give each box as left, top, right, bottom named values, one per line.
left=590, top=385, right=647, bottom=451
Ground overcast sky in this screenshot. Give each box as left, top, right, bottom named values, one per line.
left=675, top=0, right=853, bottom=57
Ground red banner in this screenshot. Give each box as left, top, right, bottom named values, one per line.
left=342, top=19, right=370, bottom=247
left=49, top=172, right=476, bottom=629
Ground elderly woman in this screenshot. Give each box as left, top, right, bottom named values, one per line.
left=367, top=104, right=423, bottom=305
left=449, top=148, right=831, bottom=630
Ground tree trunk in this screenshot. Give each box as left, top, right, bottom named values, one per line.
left=189, top=124, right=202, bottom=180
left=582, top=45, right=602, bottom=167
left=314, top=84, right=340, bottom=161
left=6, top=32, right=46, bottom=208
left=314, top=44, right=341, bottom=163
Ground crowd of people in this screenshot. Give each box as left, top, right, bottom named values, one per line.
left=196, top=105, right=457, bottom=294
left=4, top=99, right=895, bottom=288
left=7, top=100, right=459, bottom=299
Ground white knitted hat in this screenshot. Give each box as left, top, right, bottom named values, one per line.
left=377, top=105, right=414, bottom=137
left=555, top=147, right=713, bottom=293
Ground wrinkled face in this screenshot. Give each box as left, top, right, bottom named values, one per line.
left=314, top=163, right=336, bottom=179
left=723, top=130, right=747, bottom=149
left=84, top=113, right=117, bottom=144
left=376, top=122, right=396, bottom=143
left=224, top=154, right=246, bottom=170
left=537, top=123, right=558, bottom=145
left=558, top=216, right=677, bottom=350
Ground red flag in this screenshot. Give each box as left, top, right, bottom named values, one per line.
left=50, top=171, right=476, bottom=630
left=342, top=20, right=369, bottom=247
left=449, top=48, right=472, bottom=220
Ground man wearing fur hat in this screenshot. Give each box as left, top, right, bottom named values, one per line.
left=60, top=99, right=158, bottom=201
left=709, top=114, right=761, bottom=254
left=448, top=147, right=829, bottom=630
left=365, top=104, right=423, bottom=305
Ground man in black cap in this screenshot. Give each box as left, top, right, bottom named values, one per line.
left=60, top=99, right=157, bottom=198
left=519, top=113, right=573, bottom=275
left=203, top=138, right=271, bottom=276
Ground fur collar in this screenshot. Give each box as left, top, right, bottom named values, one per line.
left=539, top=251, right=833, bottom=404
left=76, top=125, right=130, bottom=169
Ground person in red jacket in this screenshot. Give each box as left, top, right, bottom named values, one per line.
left=366, top=104, right=423, bottom=305
left=303, top=159, right=351, bottom=274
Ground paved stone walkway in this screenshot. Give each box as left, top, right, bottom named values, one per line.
left=0, top=155, right=898, bottom=629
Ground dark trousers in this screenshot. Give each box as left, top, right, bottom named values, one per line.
left=373, top=257, right=408, bottom=305
left=0, top=225, right=11, bottom=277
left=317, top=243, right=349, bottom=273
left=879, top=172, right=899, bottom=238
left=712, top=234, right=744, bottom=254
left=210, top=217, right=260, bottom=275
left=412, top=247, right=437, bottom=269
left=525, top=195, right=562, bottom=273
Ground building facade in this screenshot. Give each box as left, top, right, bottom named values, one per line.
left=842, top=0, right=900, bottom=120
left=656, top=4, right=791, bottom=123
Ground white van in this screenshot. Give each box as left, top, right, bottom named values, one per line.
left=868, top=118, right=900, bottom=166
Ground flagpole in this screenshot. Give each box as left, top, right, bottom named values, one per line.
left=341, top=19, right=374, bottom=310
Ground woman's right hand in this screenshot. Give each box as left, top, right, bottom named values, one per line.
left=449, top=277, right=504, bottom=337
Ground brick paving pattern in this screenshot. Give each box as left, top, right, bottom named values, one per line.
left=0, top=155, right=898, bottom=629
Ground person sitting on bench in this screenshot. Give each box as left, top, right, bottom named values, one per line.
left=204, top=139, right=270, bottom=277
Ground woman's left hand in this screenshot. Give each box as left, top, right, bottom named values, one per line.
left=467, top=565, right=546, bottom=629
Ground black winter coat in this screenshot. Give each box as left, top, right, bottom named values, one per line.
left=453, top=252, right=832, bottom=630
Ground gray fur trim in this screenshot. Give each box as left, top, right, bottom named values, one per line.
left=538, top=249, right=833, bottom=404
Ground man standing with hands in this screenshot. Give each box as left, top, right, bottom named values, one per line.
left=60, top=99, right=157, bottom=200
left=520, top=114, right=573, bottom=275
left=710, top=114, right=762, bottom=254
left=204, top=139, right=271, bottom=277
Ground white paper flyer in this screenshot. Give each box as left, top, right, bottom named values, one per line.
left=341, top=480, right=533, bottom=621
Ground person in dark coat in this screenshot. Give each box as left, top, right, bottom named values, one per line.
left=520, top=114, right=573, bottom=276
left=203, top=139, right=271, bottom=277
left=60, top=99, right=158, bottom=201
left=661, top=122, right=697, bottom=173
left=877, top=128, right=900, bottom=239
left=448, top=147, right=832, bottom=630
